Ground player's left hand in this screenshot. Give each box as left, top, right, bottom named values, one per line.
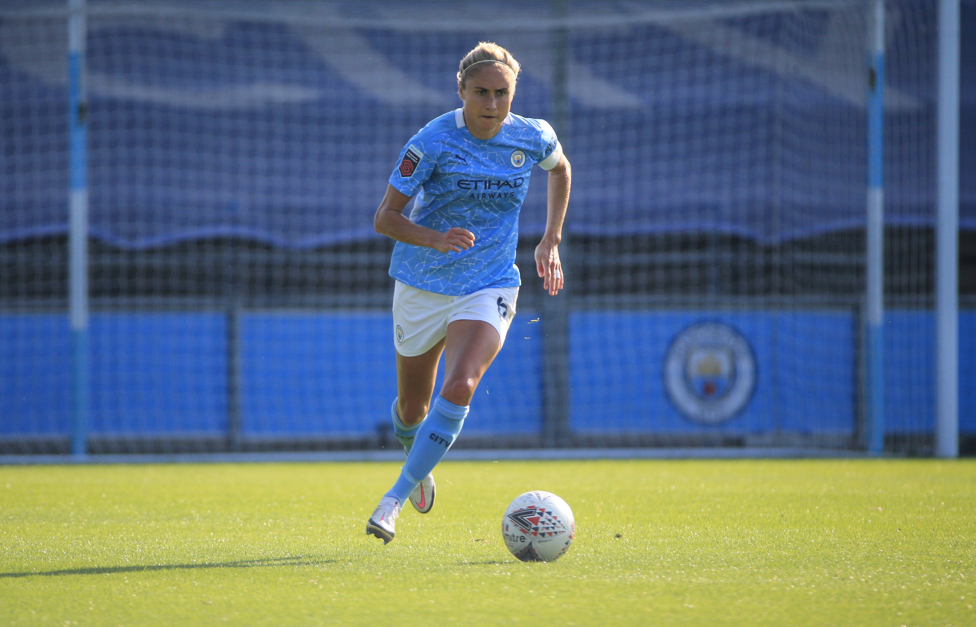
left=535, top=239, right=564, bottom=296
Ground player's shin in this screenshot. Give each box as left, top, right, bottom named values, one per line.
left=385, top=396, right=467, bottom=503
left=390, top=397, right=420, bottom=454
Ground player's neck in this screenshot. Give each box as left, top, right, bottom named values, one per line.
left=462, top=110, right=504, bottom=141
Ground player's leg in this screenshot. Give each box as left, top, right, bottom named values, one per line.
left=368, top=287, right=514, bottom=543
left=368, top=285, right=448, bottom=542
left=435, top=285, right=516, bottom=407
left=392, top=340, right=444, bottom=452
left=385, top=320, right=501, bottom=505
left=438, top=319, right=503, bottom=406
left=390, top=286, right=516, bottom=505
left=368, top=343, right=445, bottom=542
left=395, top=343, right=444, bottom=513
left=389, top=280, right=449, bottom=437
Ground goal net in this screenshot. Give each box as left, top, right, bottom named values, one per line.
left=0, top=0, right=969, bottom=456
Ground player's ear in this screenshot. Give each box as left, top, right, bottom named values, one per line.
left=458, top=82, right=465, bottom=102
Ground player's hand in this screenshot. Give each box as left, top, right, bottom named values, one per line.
left=433, top=227, right=475, bottom=253
left=535, top=239, right=564, bottom=296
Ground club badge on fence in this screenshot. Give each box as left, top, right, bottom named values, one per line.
left=664, top=321, right=757, bottom=425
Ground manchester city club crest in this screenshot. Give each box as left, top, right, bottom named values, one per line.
left=510, top=149, right=526, bottom=168
left=663, top=322, right=757, bottom=425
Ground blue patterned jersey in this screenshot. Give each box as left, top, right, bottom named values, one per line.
left=387, top=108, right=561, bottom=296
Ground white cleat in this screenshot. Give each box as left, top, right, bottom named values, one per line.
left=409, top=473, right=436, bottom=514
left=365, top=496, right=401, bottom=544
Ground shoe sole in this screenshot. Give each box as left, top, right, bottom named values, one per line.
left=365, top=519, right=394, bottom=544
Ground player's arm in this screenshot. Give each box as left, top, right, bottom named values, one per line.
left=535, top=152, right=571, bottom=296
left=374, top=184, right=475, bottom=254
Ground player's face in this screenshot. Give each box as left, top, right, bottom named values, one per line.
left=458, top=64, right=516, bottom=141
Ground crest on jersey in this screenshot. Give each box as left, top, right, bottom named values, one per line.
left=399, top=145, right=422, bottom=177
left=510, top=150, right=526, bottom=168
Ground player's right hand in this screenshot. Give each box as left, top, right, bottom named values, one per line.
left=434, top=227, right=475, bottom=253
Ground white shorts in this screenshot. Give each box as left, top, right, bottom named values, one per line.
left=392, top=281, right=519, bottom=357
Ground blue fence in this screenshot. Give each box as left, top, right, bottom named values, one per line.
left=3, top=310, right=973, bottom=439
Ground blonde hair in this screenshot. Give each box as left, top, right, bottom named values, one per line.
left=457, top=42, right=521, bottom=87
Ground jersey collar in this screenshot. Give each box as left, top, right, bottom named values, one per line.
left=454, top=108, right=512, bottom=131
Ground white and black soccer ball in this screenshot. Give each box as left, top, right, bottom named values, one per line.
left=501, top=491, right=575, bottom=562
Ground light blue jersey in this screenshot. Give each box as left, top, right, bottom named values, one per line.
left=388, top=108, right=562, bottom=296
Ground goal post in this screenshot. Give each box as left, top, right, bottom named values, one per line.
left=936, top=0, right=960, bottom=458
left=68, top=0, right=89, bottom=459
left=865, top=0, right=885, bottom=454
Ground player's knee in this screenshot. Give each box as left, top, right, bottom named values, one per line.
left=440, top=377, right=477, bottom=407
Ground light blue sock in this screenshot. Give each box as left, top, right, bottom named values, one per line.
left=390, top=398, right=420, bottom=454
left=385, top=396, right=467, bottom=504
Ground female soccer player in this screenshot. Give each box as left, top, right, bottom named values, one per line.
left=366, top=42, right=571, bottom=543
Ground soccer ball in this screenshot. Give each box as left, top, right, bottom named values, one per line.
left=501, top=491, right=575, bottom=562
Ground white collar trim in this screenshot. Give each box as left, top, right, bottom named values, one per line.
left=454, top=108, right=513, bottom=130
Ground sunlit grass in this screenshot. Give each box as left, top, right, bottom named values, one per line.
left=1, top=459, right=973, bottom=625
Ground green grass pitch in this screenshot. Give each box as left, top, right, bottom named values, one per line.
left=1, top=459, right=973, bottom=625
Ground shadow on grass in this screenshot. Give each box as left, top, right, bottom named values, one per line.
left=0, top=555, right=335, bottom=578
left=460, top=560, right=511, bottom=566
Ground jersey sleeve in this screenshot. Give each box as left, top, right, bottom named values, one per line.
left=389, top=140, right=436, bottom=198
left=533, top=119, right=563, bottom=171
